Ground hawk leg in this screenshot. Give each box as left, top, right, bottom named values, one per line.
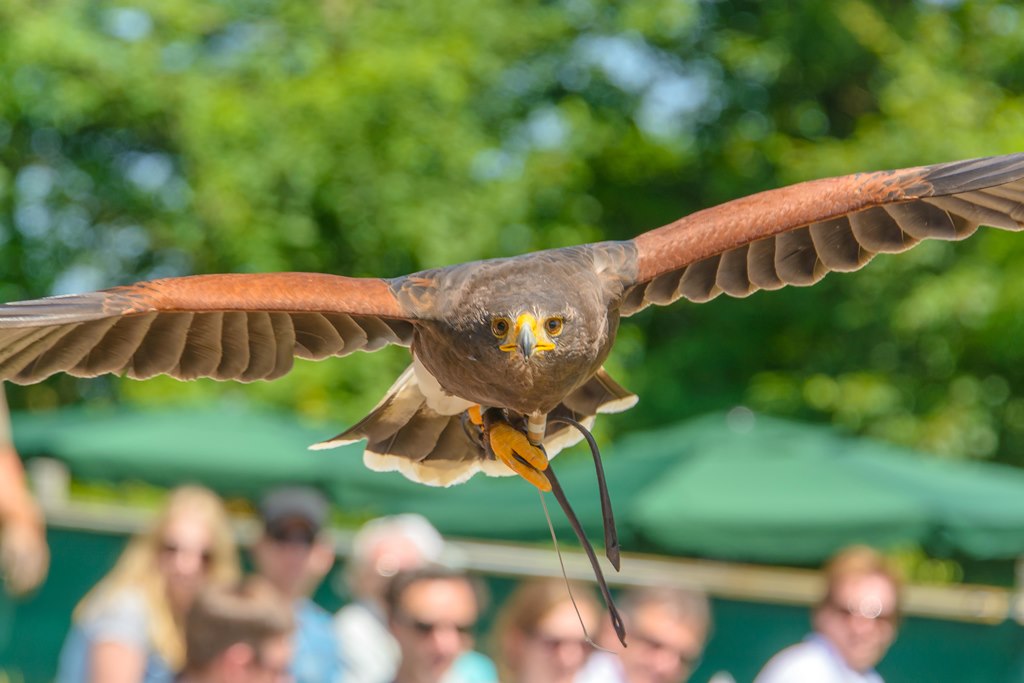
left=481, top=409, right=551, bottom=491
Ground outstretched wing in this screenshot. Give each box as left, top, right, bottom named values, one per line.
left=620, top=153, right=1024, bottom=315
left=0, top=273, right=416, bottom=384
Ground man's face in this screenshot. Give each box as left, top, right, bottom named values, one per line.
left=253, top=517, right=317, bottom=598
left=517, top=598, right=598, bottom=683
left=619, top=603, right=705, bottom=683
left=221, top=635, right=294, bottom=683
left=390, top=578, right=478, bottom=683
left=249, top=634, right=294, bottom=683
left=816, top=572, right=899, bottom=673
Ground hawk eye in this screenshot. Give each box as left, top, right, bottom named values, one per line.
left=491, top=317, right=511, bottom=337
left=545, top=317, right=564, bottom=336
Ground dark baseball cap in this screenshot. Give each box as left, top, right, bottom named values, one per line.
left=259, top=486, right=329, bottom=536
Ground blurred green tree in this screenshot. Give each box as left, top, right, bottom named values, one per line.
left=2, top=0, right=1024, bottom=465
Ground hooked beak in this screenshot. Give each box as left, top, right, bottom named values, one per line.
left=517, top=322, right=536, bottom=359
left=499, top=313, right=555, bottom=360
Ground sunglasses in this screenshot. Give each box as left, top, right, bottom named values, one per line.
left=397, top=614, right=475, bottom=638
left=266, top=525, right=316, bottom=547
left=633, top=632, right=702, bottom=671
left=529, top=632, right=594, bottom=653
left=160, top=541, right=213, bottom=567
left=826, top=598, right=899, bottom=624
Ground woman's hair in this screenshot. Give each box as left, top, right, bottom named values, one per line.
left=74, top=485, right=241, bottom=669
left=491, top=578, right=599, bottom=683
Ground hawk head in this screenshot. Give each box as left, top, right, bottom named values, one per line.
left=490, top=311, right=564, bottom=360
left=400, top=250, right=621, bottom=414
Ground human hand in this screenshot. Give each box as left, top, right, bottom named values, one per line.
left=0, top=512, right=49, bottom=596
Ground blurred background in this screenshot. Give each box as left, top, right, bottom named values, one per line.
left=3, top=0, right=1024, bottom=680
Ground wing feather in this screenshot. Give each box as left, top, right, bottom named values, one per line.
left=238, top=312, right=278, bottom=382
left=75, top=313, right=159, bottom=378
left=291, top=313, right=344, bottom=359
left=0, top=273, right=415, bottom=384
left=214, top=312, right=251, bottom=380
left=129, top=312, right=194, bottom=379
left=679, top=254, right=721, bottom=303
left=808, top=217, right=870, bottom=272
left=922, top=195, right=1019, bottom=230
left=0, top=326, right=77, bottom=380
left=323, top=313, right=369, bottom=353
left=774, top=227, right=826, bottom=286
left=175, top=313, right=223, bottom=380
left=848, top=205, right=917, bottom=254
left=879, top=202, right=962, bottom=240
left=623, top=153, right=1024, bottom=314
left=716, top=245, right=754, bottom=297
left=746, top=238, right=786, bottom=290
left=352, top=315, right=409, bottom=351
left=27, top=319, right=121, bottom=380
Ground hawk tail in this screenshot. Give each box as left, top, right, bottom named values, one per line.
left=311, top=365, right=637, bottom=487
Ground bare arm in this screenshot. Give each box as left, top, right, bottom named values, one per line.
left=88, top=640, right=148, bottom=683
left=0, top=386, right=48, bottom=595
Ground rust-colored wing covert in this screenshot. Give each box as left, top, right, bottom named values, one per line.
left=621, top=153, right=1024, bottom=315
left=0, top=273, right=416, bottom=384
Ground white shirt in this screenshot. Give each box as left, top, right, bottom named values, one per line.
left=335, top=601, right=400, bottom=683
left=575, top=651, right=626, bottom=683
left=754, top=634, right=884, bottom=683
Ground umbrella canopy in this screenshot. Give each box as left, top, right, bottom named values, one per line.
left=13, top=405, right=1024, bottom=563
left=11, top=403, right=352, bottom=498
left=10, top=403, right=622, bottom=542
left=624, top=412, right=1024, bottom=562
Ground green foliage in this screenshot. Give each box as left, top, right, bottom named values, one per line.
left=3, top=0, right=1024, bottom=464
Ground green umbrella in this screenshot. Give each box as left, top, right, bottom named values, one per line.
left=15, top=405, right=1024, bottom=563
left=12, top=403, right=353, bottom=498
left=10, top=404, right=624, bottom=544
left=624, top=412, right=1024, bottom=562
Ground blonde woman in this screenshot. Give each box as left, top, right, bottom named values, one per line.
left=492, top=579, right=600, bottom=683
left=56, top=485, right=241, bottom=683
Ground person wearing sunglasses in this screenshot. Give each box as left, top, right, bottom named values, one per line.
left=577, top=586, right=713, bottom=683
left=57, top=485, right=241, bottom=683
left=385, top=566, right=497, bottom=683
left=491, top=578, right=600, bottom=683
left=334, top=514, right=447, bottom=683
left=754, top=546, right=902, bottom=683
left=252, top=487, right=341, bottom=683
left=178, top=576, right=295, bottom=683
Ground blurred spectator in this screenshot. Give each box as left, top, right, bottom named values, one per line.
left=491, top=578, right=600, bottom=683
left=0, top=385, right=49, bottom=596
left=753, top=545, right=901, bottom=683
left=385, top=566, right=497, bottom=683
left=57, top=485, right=241, bottom=683
left=252, top=486, right=341, bottom=683
left=178, top=576, right=294, bottom=683
left=334, top=514, right=445, bottom=683
left=577, top=586, right=711, bottom=683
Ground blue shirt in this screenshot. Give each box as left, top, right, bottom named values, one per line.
left=294, top=597, right=344, bottom=683
left=55, top=588, right=173, bottom=683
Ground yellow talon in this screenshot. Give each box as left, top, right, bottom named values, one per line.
left=467, top=405, right=483, bottom=426
left=488, top=422, right=551, bottom=492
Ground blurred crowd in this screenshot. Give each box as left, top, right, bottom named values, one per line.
left=0, top=399, right=903, bottom=683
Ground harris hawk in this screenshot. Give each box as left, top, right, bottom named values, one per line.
left=0, top=154, right=1023, bottom=492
